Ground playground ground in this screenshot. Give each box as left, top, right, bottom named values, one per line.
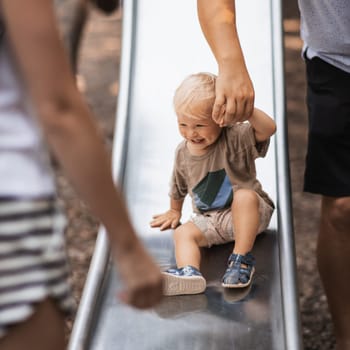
left=57, top=1, right=335, bottom=349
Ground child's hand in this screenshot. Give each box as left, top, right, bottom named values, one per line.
left=150, top=209, right=181, bottom=230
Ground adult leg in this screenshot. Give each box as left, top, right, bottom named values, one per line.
left=231, top=188, right=260, bottom=255
left=317, top=196, right=350, bottom=350
left=0, top=298, right=66, bottom=350
left=173, top=222, right=208, bottom=269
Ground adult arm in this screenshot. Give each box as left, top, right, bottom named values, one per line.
left=0, top=0, right=162, bottom=309
left=197, top=0, right=254, bottom=125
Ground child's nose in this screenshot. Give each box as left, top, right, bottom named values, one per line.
left=190, top=129, right=198, bottom=137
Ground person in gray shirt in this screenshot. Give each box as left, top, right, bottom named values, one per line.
left=298, top=1, right=350, bottom=349
left=199, top=0, right=350, bottom=348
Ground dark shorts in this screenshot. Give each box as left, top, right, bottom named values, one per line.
left=304, top=56, right=350, bottom=197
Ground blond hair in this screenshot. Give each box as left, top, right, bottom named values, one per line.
left=173, top=72, right=216, bottom=120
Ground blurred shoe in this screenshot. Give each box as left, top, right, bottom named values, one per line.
left=162, top=265, right=206, bottom=296
left=154, top=293, right=208, bottom=318
left=223, top=283, right=252, bottom=303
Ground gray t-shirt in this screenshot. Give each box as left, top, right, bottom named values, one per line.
left=298, top=0, right=350, bottom=72
left=169, top=123, right=274, bottom=213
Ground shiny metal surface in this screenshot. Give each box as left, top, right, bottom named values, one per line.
left=89, top=231, right=284, bottom=350
left=270, top=1, right=303, bottom=348
left=68, top=0, right=302, bottom=349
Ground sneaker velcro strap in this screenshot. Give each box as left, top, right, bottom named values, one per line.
left=228, top=252, right=255, bottom=267
left=181, top=265, right=202, bottom=276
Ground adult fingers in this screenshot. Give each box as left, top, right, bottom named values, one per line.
left=234, top=94, right=245, bottom=122
left=237, top=89, right=255, bottom=122
left=244, top=93, right=254, bottom=120
left=119, top=275, right=163, bottom=309
left=212, top=95, right=226, bottom=123
left=222, top=99, right=237, bottom=126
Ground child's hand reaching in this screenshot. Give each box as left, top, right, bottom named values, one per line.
left=150, top=209, right=181, bottom=230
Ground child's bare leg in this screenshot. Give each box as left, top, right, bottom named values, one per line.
left=0, top=298, right=65, bottom=350
left=162, top=222, right=207, bottom=296
left=231, top=189, right=260, bottom=255
left=222, top=189, right=259, bottom=288
left=173, top=222, right=208, bottom=269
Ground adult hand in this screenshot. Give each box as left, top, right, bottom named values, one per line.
left=116, top=241, right=163, bottom=309
left=212, top=66, right=255, bottom=127
left=197, top=0, right=255, bottom=126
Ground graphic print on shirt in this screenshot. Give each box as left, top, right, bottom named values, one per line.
left=192, top=169, right=233, bottom=212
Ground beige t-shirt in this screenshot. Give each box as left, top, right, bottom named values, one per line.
left=169, top=122, right=274, bottom=213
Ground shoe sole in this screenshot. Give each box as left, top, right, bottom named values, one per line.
left=221, top=267, right=255, bottom=289
left=162, top=272, right=206, bottom=296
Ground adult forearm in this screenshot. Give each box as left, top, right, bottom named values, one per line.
left=197, top=0, right=254, bottom=122
left=1, top=0, right=137, bottom=252
left=197, top=0, right=246, bottom=72
left=42, top=101, right=138, bottom=253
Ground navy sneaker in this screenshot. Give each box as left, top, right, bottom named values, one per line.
left=162, top=265, right=206, bottom=296
left=222, top=252, right=255, bottom=288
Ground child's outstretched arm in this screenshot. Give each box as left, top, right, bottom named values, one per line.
left=150, top=198, right=184, bottom=230
left=248, top=108, right=277, bottom=142
left=1, top=0, right=162, bottom=309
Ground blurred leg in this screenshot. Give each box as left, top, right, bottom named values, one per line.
left=0, top=298, right=66, bottom=350
left=317, top=196, right=350, bottom=350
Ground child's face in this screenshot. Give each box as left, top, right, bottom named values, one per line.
left=177, top=113, right=222, bottom=153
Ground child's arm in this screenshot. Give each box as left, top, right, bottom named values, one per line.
left=150, top=198, right=184, bottom=231
left=248, top=108, right=277, bottom=142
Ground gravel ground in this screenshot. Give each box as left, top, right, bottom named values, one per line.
left=56, top=1, right=336, bottom=348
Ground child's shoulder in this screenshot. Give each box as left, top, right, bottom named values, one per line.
left=175, top=140, right=187, bottom=152
left=174, top=140, right=187, bottom=159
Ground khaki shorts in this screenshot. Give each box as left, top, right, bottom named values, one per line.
left=189, top=194, right=274, bottom=247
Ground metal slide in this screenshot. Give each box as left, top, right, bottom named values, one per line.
left=68, top=0, right=302, bottom=349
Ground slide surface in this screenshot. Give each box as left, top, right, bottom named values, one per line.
left=68, top=1, right=302, bottom=349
